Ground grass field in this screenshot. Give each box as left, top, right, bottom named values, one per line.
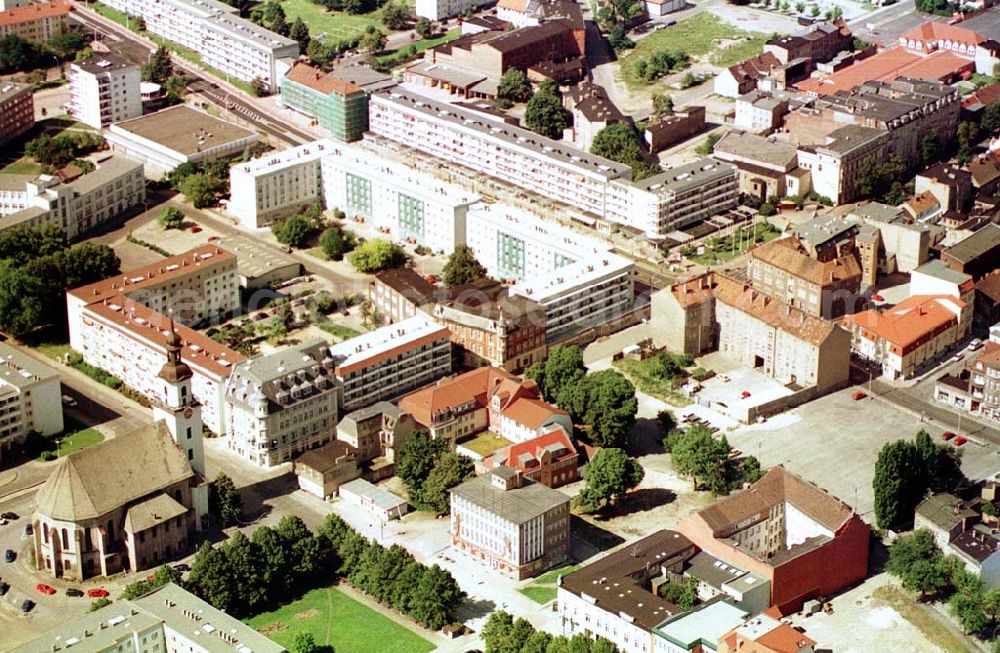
left=246, top=586, right=435, bottom=653
left=689, top=222, right=780, bottom=265
left=457, top=431, right=512, bottom=457
left=376, top=28, right=462, bottom=64
left=0, top=159, right=43, bottom=175
left=280, top=0, right=383, bottom=42
left=317, top=322, right=362, bottom=340
left=620, top=14, right=767, bottom=88
left=519, top=564, right=581, bottom=604
left=38, top=420, right=105, bottom=461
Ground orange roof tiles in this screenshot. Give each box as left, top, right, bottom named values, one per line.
left=502, top=397, right=568, bottom=429
left=904, top=190, right=941, bottom=215
left=284, top=62, right=363, bottom=96
left=670, top=273, right=716, bottom=308
left=750, top=237, right=862, bottom=286
left=69, top=245, right=236, bottom=304
left=797, top=48, right=971, bottom=95
left=497, top=0, right=530, bottom=10
left=496, top=425, right=576, bottom=470
left=901, top=22, right=983, bottom=46
left=755, top=621, right=818, bottom=653
left=713, top=275, right=841, bottom=346
left=843, top=294, right=965, bottom=352
left=0, top=1, right=68, bottom=27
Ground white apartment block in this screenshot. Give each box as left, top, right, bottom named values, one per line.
left=0, top=155, right=145, bottom=240
left=0, top=342, right=62, bottom=462
left=321, top=144, right=479, bottom=254
left=328, top=314, right=451, bottom=412
left=225, top=340, right=340, bottom=468
left=69, top=54, right=141, bottom=129
left=467, top=203, right=635, bottom=343
left=228, top=139, right=332, bottom=229
left=415, top=0, right=492, bottom=19
left=98, top=0, right=298, bottom=89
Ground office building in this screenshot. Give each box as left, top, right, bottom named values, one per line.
left=0, top=342, right=62, bottom=463
left=106, top=105, right=259, bottom=176
left=225, top=340, right=341, bottom=468
left=99, top=0, right=298, bottom=90
left=712, top=131, right=804, bottom=202
left=0, top=82, right=33, bottom=146
left=69, top=54, right=141, bottom=129
left=0, top=154, right=146, bottom=240
left=281, top=62, right=370, bottom=142
left=0, top=0, right=67, bottom=42
left=450, top=466, right=570, bottom=579
left=11, top=583, right=284, bottom=653
left=328, top=314, right=452, bottom=412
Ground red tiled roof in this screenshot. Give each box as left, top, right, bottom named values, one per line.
left=399, top=367, right=524, bottom=426
left=798, top=48, right=971, bottom=95
left=502, top=397, right=567, bottom=429
left=496, top=425, right=576, bottom=470
left=0, top=1, right=68, bottom=27
left=284, top=62, right=363, bottom=96
left=901, top=22, right=983, bottom=46
left=755, top=621, right=818, bottom=653
left=843, top=294, right=965, bottom=350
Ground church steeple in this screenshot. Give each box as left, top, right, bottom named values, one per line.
left=158, top=317, right=193, bottom=385
left=152, top=315, right=205, bottom=476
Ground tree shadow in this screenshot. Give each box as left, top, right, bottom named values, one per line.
left=455, top=596, right=496, bottom=623
left=237, top=471, right=298, bottom=522
left=630, top=416, right=667, bottom=457
left=593, top=488, right=676, bottom=521
left=570, top=515, right=624, bottom=553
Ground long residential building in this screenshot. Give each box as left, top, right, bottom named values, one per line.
left=368, top=89, right=737, bottom=237
left=0, top=81, right=33, bottom=146
left=0, top=154, right=146, bottom=240
left=0, top=0, right=67, bottom=41
left=0, top=342, right=62, bottom=463
left=67, top=246, right=243, bottom=433
left=96, top=0, right=298, bottom=90
left=225, top=340, right=340, bottom=468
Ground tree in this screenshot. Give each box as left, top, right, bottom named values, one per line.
left=0, top=260, right=46, bottom=337
left=179, top=173, right=219, bottom=208
left=951, top=589, right=989, bottom=635
left=396, top=431, right=446, bottom=506
left=0, top=35, right=42, bottom=74
left=590, top=123, right=644, bottom=167
left=525, top=85, right=567, bottom=139
left=159, top=206, right=185, bottom=229
left=958, top=121, right=980, bottom=164
left=670, top=424, right=731, bottom=493
left=290, top=17, right=311, bottom=51
left=250, top=76, right=268, bottom=97
left=443, top=244, right=487, bottom=286
left=0, top=223, right=66, bottom=264
left=409, top=564, right=465, bottom=630
left=319, top=226, right=355, bottom=260
left=873, top=431, right=964, bottom=530
left=53, top=243, right=121, bottom=290
left=660, top=576, right=699, bottom=608
left=274, top=214, right=317, bottom=248
left=886, top=529, right=946, bottom=597
left=578, top=448, right=644, bottom=511
left=571, top=370, right=637, bottom=449
left=855, top=155, right=905, bottom=201
left=89, top=597, right=112, bottom=612
left=415, top=17, right=434, bottom=39
left=348, top=239, right=406, bottom=272
left=652, top=93, right=674, bottom=117
left=209, top=472, right=243, bottom=527
left=741, top=455, right=764, bottom=485
left=382, top=2, right=409, bottom=30
left=498, top=68, right=532, bottom=103
left=607, top=24, right=633, bottom=52
left=142, top=45, right=173, bottom=84
left=292, top=633, right=320, bottom=653
left=252, top=0, right=289, bottom=35
left=483, top=611, right=515, bottom=652
left=921, top=133, right=941, bottom=166
left=164, top=75, right=189, bottom=100
left=47, top=30, right=85, bottom=61
left=535, top=345, right=585, bottom=401
left=695, top=133, right=721, bottom=155
left=983, top=100, right=1000, bottom=133
left=422, top=452, right=475, bottom=513
left=359, top=25, right=387, bottom=54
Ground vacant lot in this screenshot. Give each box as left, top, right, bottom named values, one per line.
left=457, top=431, right=512, bottom=458
left=519, top=564, right=582, bottom=604
left=246, top=586, right=435, bottom=653
left=620, top=14, right=767, bottom=88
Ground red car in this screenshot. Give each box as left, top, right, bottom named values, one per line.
left=852, top=391, right=868, bottom=401
left=36, top=583, right=56, bottom=595
left=942, top=431, right=956, bottom=441
left=87, top=588, right=109, bottom=598
left=740, top=390, right=751, bottom=399
left=954, top=436, right=968, bottom=446
left=872, top=294, right=884, bottom=302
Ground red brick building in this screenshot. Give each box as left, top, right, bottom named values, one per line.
left=679, top=466, right=869, bottom=614
left=0, top=82, right=34, bottom=146
left=489, top=425, right=578, bottom=488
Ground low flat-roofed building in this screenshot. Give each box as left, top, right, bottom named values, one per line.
left=712, top=131, right=802, bottom=202
left=106, top=105, right=260, bottom=177
left=214, top=234, right=302, bottom=289
left=652, top=600, right=750, bottom=653
left=644, top=105, right=706, bottom=153
left=11, top=582, right=285, bottom=653
left=0, top=341, right=62, bottom=462
left=293, top=439, right=360, bottom=499
left=336, top=401, right=415, bottom=478
left=718, top=613, right=817, bottom=653
left=450, top=466, right=569, bottom=579
left=941, top=224, right=1000, bottom=280
left=338, top=477, right=408, bottom=520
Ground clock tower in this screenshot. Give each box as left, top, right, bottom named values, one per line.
left=152, top=318, right=206, bottom=477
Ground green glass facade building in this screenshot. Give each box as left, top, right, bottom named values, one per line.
left=281, top=63, right=369, bottom=142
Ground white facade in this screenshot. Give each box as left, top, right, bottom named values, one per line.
left=329, top=315, right=452, bottom=412
left=644, top=0, right=684, bottom=16
left=415, top=0, right=493, bottom=19
left=69, top=57, right=141, bottom=129
left=0, top=342, right=62, bottom=461
left=321, top=144, right=479, bottom=254
left=228, top=139, right=333, bottom=229
left=97, top=0, right=298, bottom=89
left=467, top=203, right=635, bottom=343
left=1, top=155, right=146, bottom=240
left=557, top=587, right=654, bottom=653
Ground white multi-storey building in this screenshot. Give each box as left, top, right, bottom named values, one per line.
left=69, top=54, right=141, bottom=129
left=225, top=340, right=340, bottom=468
left=321, top=144, right=479, bottom=254
left=368, top=90, right=738, bottom=237
left=228, top=139, right=332, bottom=229
left=415, top=0, right=492, bottom=19
left=66, top=246, right=243, bottom=433
left=328, top=314, right=452, bottom=412
left=97, top=0, right=298, bottom=90
left=0, top=342, right=62, bottom=462
left=1, top=155, right=145, bottom=240
left=467, top=203, right=635, bottom=343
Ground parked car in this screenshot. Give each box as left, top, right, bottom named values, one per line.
left=954, top=436, right=968, bottom=446
left=23, top=524, right=32, bottom=537
left=87, top=588, right=109, bottom=598
left=5, top=550, right=15, bottom=563
left=61, top=395, right=77, bottom=407
left=717, top=374, right=731, bottom=382
left=20, top=599, right=34, bottom=612
left=943, top=431, right=956, bottom=441
left=852, top=391, right=868, bottom=401
left=66, top=588, right=84, bottom=597
left=0, top=512, right=17, bottom=520
left=871, top=294, right=884, bottom=302
left=968, top=339, right=983, bottom=351
left=36, top=583, right=56, bottom=595
left=952, top=352, right=965, bottom=362
left=173, top=563, right=191, bottom=572
left=740, top=390, right=751, bottom=399
left=0, top=581, right=9, bottom=595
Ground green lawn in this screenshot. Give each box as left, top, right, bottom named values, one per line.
left=689, top=223, right=780, bottom=265
left=38, top=420, right=105, bottom=461
left=1, top=159, right=43, bottom=175
left=620, top=14, right=767, bottom=88
left=306, top=246, right=330, bottom=261
left=376, top=28, right=462, bottom=64
left=518, top=564, right=581, bottom=604
left=613, top=358, right=692, bottom=407
left=317, top=322, right=362, bottom=340
left=280, top=0, right=384, bottom=43
left=457, top=431, right=513, bottom=457
left=246, top=586, right=435, bottom=653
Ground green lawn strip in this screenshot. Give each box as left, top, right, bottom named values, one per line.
left=246, top=586, right=435, bottom=653
left=1, top=160, right=43, bottom=175
left=518, top=563, right=582, bottom=604
left=317, top=322, right=362, bottom=340
left=280, top=0, right=382, bottom=41
left=376, top=28, right=462, bottom=64
left=456, top=431, right=512, bottom=457
left=305, top=246, right=330, bottom=261
left=620, top=14, right=766, bottom=88
left=689, top=223, right=780, bottom=266
left=57, top=428, right=104, bottom=457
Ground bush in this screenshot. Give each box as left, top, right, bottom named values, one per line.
left=348, top=239, right=406, bottom=273
left=40, top=450, right=56, bottom=461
